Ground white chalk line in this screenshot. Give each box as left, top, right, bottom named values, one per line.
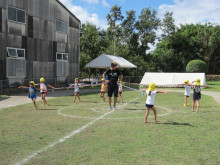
left=58, top=104, right=173, bottom=120
left=14, top=97, right=140, bottom=165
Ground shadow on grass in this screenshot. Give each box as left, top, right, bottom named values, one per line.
left=157, top=121, right=193, bottom=127
left=48, top=105, right=68, bottom=107
left=0, top=96, right=10, bottom=101
left=124, top=108, right=145, bottom=111
left=39, top=109, right=57, bottom=111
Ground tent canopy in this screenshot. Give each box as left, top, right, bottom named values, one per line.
left=140, top=72, right=206, bottom=86
left=85, top=54, right=137, bottom=69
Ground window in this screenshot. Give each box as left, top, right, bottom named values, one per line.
left=56, top=20, right=67, bottom=34
left=6, top=47, right=25, bottom=58
left=56, top=52, right=69, bottom=77
left=8, top=6, right=26, bottom=24
left=56, top=53, right=68, bottom=61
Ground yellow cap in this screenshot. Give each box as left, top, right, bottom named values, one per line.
left=184, top=80, right=189, bottom=84
left=40, top=78, right=45, bottom=82
left=195, top=79, right=200, bottom=85
left=29, top=81, right=35, bottom=86
left=148, top=83, right=156, bottom=92
left=101, top=78, right=105, bottom=81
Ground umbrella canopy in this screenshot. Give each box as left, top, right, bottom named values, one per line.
left=85, top=54, right=137, bottom=69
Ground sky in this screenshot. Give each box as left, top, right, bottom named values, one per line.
left=59, top=0, right=220, bottom=29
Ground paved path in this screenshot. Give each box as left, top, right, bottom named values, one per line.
left=0, top=89, right=99, bottom=109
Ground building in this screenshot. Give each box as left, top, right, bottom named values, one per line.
left=0, top=0, right=80, bottom=84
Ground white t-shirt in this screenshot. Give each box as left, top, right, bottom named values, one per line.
left=184, top=85, right=191, bottom=96
left=145, top=90, right=157, bottom=105
left=74, top=83, right=79, bottom=93
left=40, top=83, right=47, bottom=93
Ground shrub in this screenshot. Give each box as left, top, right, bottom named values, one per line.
left=186, top=60, right=206, bottom=73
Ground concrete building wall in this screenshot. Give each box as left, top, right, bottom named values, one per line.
left=0, top=0, right=80, bottom=82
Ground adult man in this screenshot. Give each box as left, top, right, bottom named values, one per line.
left=103, top=61, right=123, bottom=110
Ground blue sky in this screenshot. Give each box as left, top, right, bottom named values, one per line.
left=60, top=0, right=220, bottom=29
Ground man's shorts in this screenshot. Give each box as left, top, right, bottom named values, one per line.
left=193, top=94, right=201, bottom=101
left=108, top=85, right=118, bottom=97
left=145, top=104, right=154, bottom=108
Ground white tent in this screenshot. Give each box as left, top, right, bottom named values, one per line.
left=140, top=72, right=206, bottom=86
left=85, top=54, right=137, bottom=69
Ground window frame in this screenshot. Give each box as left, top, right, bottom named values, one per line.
left=8, top=6, right=26, bottom=24
left=6, top=47, right=26, bottom=59
left=56, top=52, right=68, bottom=61
left=56, top=20, right=68, bottom=34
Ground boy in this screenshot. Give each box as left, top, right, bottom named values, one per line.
left=100, top=78, right=107, bottom=102
left=18, top=81, right=38, bottom=110
left=190, top=79, right=208, bottom=112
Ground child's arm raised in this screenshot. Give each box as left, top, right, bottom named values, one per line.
left=18, top=86, right=29, bottom=89
left=67, top=84, right=74, bottom=90
left=156, top=91, right=168, bottom=94
left=47, top=84, right=55, bottom=92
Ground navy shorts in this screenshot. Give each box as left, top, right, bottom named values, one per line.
left=41, top=92, right=47, bottom=94
left=145, top=104, right=154, bottom=108
left=193, top=94, right=201, bottom=101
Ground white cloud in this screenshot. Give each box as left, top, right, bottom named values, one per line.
left=102, top=0, right=110, bottom=7
left=81, top=0, right=99, bottom=4
left=59, top=0, right=108, bottom=29
left=159, top=0, right=220, bottom=26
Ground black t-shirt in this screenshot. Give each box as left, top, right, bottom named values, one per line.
left=105, top=68, right=122, bottom=85
left=193, top=85, right=201, bottom=96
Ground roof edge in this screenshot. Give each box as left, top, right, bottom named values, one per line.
left=56, top=0, right=81, bottom=23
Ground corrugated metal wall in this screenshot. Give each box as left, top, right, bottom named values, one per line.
left=0, top=0, right=80, bottom=82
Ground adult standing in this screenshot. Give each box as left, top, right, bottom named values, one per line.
left=103, top=61, right=123, bottom=110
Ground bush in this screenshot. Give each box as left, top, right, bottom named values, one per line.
left=186, top=60, right=206, bottom=73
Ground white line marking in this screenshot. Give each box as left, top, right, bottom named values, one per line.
left=14, top=97, right=140, bottom=165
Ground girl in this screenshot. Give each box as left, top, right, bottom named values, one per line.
left=118, top=80, right=123, bottom=103
left=67, top=78, right=81, bottom=102
left=100, top=78, right=107, bottom=102
left=35, top=78, right=54, bottom=106
left=178, top=80, right=191, bottom=107
left=18, top=81, right=38, bottom=110
left=142, top=83, right=168, bottom=123
left=189, top=79, right=208, bottom=112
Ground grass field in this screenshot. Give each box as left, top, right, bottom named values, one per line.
left=0, top=91, right=220, bottom=165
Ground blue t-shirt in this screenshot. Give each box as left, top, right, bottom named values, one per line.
left=29, top=87, right=37, bottom=99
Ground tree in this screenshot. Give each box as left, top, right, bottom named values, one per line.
left=135, top=8, right=161, bottom=54
left=186, top=60, right=207, bottom=73
left=161, top=11, right=175, bottom=38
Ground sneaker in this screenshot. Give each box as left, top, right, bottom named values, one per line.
left=187, top=103, right=189, bottom=106
left=184, top=104, right=186, bottom=107
left=108, top=106, right=112, bottom=110
left=113, top=106, right=116, bottom=110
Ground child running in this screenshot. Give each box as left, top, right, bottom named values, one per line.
left=100, top=78, right=107, bottom=102
left=142, top=83, right=168, bottom=123
left=67, top=78, right=81, bottom=103
left=35, top=78, right=54, bottom=106
left=18, top=81, right=38, bottom=110
left=118, top=80, right=123, bottom=103
left=190, top=79, right=208, bottom=112
left=178, top=80, right=191, bottom=107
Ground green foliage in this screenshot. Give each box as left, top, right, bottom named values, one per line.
left=186, top=60, right=207, bottom=73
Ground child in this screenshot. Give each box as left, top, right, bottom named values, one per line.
left=67, top=78, right=81, bottom=102
left=118, top=80, right=123, bottom=103
left=18, top=81, right=38, bottom=110
left=142, top=83, right=168, bottom=123
left=178, top=80, right=191, bottom=107
left=35, top=78, right=54, bottom=106
left=190, top=79, right=207, bottom=112
left=100, top=78, right=107, bottom=102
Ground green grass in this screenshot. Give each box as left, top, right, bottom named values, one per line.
left=0, top=91, right=220, bottom=165
left=204, top=81, right=220, bottom=91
